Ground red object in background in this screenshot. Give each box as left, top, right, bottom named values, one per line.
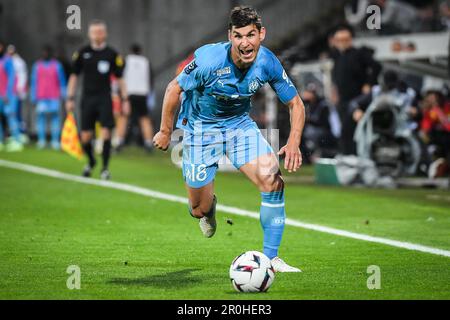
left=175, top=53, right=194, bottom=76
left=421, top=102, right=450, bottom=133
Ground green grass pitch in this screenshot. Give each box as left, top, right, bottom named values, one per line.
left=0, top=147, right=449, bottom=299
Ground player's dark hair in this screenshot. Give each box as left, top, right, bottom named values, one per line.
left=228, top=6, right=262, bottom=31
left=0, top=40, right=4, bottom=57
left=426, top=90, right=445, bottom=107
left=41, top=45, right=53, bottom=60
left=333, top=24, right=355, bottom=38
left=130, top=43, right=142, bottom=55
left=89, top=19, right=107, bottom=29
left=382, top=70, right=398, bottom=91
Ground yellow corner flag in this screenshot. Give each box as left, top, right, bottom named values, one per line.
left=61, top=112, right=84, bottom=160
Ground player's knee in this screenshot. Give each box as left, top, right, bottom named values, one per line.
left=259, top=172, right=284, bottom=193
left=81, top=132, right=93, bottom=143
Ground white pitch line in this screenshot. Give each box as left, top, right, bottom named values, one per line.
left=1, top=159, right=449, bottom=258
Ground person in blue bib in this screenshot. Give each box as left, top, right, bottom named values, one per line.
left=153, top=6, right=306, bottom=272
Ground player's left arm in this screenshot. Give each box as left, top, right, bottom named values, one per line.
left=278, top=95, right=305, bottom=173
left=268, top=55, right=305, bottom=173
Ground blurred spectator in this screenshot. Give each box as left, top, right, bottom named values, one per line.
left=420, top=89, right=450, bottom=177
left=30, top=45, right=66, bottom=149
left=330, top=25, right=382, bottom=155
left=121, top=43, right=155, bottom=152
left=372, top=0, right=420, bottom=34
left=440, top=0, right=450, bottom=29
left=249, top=91, right=268, bottom=128
left=7, top=44, right=28, bottom=142
left=350, top=70, right=417, bottom=126
left=301, top=83, right=339, bottom=162
left=346, top=0, right=445, bottom=34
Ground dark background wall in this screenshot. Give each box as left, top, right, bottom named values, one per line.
left=0, top=0, right=343, bottom=124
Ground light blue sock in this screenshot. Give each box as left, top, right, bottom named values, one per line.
left=260, top=190, right=285, bottom=259
left=36, top=112, right=46, bottom=144
left=50, top=112, right=61, bottom=145
left=7, top=112, right=21, bottom=142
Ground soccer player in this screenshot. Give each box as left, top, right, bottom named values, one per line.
left=153, top=7, right=305, bottom=272
left=0, top=40, right=23, bottom=152
left=30, top=45, right=66, bottom=149
left=65, top=20, right=130, bottom=180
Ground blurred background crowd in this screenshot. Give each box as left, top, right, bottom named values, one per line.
left=0, top=0, right=449, bottom=182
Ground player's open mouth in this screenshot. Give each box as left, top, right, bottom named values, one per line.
left=239, top=48, right=254, bottom=58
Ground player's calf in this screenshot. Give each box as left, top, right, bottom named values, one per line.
left=189, top=195, right=217, bottom=238
left=258, top=172, right=285, bottom=259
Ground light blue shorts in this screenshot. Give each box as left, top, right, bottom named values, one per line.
left=36, top=99, right=60, bottom=114
left=0, top=96, right=18, bottom=115
left=182, top=117, right=274, bottom=188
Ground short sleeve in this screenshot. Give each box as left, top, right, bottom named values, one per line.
left=112, top=52, right=125, bottom=78
left=176, top=55, right=210, bottom=92
left=268, top=55, right=298, bottom=104
left=71, top=50, right=83, bottom=75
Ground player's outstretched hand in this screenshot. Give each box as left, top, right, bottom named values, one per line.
left=278, top=144, right=302, bottom=173
left=153, top=131, right=171, bottom=151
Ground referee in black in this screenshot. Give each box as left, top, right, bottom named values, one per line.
left=65, top=20, right=130, bottom=180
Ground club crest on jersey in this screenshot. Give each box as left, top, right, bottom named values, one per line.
left=184, top=60, right=197, bottom=75
left=248, top=80, right=260, bottom=93
left=215, top=66, right=231, bottom=76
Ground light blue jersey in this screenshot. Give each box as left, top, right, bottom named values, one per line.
left=177, top=42, right=298, bottom=188
left=176, top=42, right=297, bottom=133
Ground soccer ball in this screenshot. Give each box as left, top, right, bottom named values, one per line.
left=229, top=251, right=275, bottom=293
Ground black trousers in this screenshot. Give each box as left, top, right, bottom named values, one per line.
left=337, top=100, right=357, bottom=155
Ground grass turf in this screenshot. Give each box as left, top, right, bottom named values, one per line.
left=0, top=147, right=449, bottom=299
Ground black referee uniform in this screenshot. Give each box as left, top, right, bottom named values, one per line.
left=71, top=44, right=125, bottom=175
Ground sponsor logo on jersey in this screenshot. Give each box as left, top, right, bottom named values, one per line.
left=83, top=52, right=92, bottom=59
left=215, top=66, right=231, bottom=76
left=184, top=60, right=197, bottom=75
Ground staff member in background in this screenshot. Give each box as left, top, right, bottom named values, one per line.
left=30, top=45, right=66, bottom=150
left=120, top=43, right=154, bottom=153
left=0, top=39, right=23, bottom=152
left=65, top=20, right=130, bottom=180
left=7, top=44, right=28, bottom=144
left=330, top=24, right=381, bottom=155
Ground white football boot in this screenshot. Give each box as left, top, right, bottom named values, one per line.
left=271, top=256, right=302, bottom=272
left=199, top=195, right=217, bottom=238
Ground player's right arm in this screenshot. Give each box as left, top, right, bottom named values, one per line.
left=65, top=74, right=78, bottom=112
left=153, top=78, right=183, bottom=151
left=154, top=48, right=211, bottom=151
left=65, top=50, right=83, bottom=113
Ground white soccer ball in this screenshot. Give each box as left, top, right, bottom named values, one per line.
left=229, top=251, right=275, bottom=293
